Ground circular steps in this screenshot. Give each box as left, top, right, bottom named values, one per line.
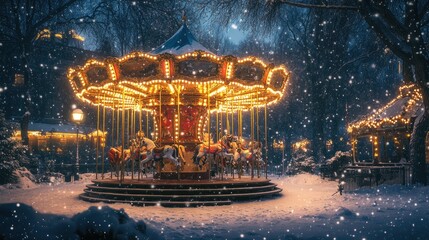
left=79, top=177, right=282, bottom=207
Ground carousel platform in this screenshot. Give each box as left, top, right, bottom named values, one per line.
left=79, top=176, right=282, bottom=207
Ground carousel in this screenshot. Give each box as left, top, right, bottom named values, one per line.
left=69, top=20, right=289, bottom=206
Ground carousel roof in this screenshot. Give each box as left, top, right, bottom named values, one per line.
left=67, top=24, right=289, bottom=111
left=348, top=84, right=423, bottom=135
left=151, top=23, right=212, bottom=55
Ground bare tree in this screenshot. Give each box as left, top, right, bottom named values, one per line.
left=82, top=0, right=182, bottom=56
left=272, top=0, right=429, bottom=185
left=0, top=0, right=83, bottom=144
left=200, top=0, right=429, bottom=184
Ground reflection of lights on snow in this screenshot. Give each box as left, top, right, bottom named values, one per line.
left=231, top=24, right=238, bottom=29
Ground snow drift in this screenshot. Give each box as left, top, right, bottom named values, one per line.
left=0, top=203, right=162, bottom=240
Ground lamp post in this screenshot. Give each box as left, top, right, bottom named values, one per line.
left=72, top=108, right=84, bottom=181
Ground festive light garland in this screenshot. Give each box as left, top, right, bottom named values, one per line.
left=348, top=84, right=423, bottom=135
left=67, top=50, right=290, bottom=112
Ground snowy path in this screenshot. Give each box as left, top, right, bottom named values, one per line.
left=1, top=174, right=428, bottom=239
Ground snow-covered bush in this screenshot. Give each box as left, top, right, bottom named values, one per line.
left=36, top=172, right=65, bottom=184
left=287, top=153, right=317, bottom=174
left=0, top=110, right=29, bottom=185
left=321, top=151, right=352, bottom=179
left=73, top=206, right=148, bottom=239
left=0, top=203, right=157, bottom=240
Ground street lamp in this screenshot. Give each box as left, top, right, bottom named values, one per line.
left=72, top=108, right=84, bottom=181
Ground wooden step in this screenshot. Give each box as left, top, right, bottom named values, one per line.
left=84, top=188, right=282, bottom=201
left=91, top=179, right=272, bottom=189
left=80, top=178, right=283, bottom=207
left=85, top=183, right=277, bottom=194
left=79, top=194, right=233, bottom=207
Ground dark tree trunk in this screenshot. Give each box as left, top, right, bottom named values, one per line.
left=311, top=91, right=326, bottom=162
left=19, top=39, right=34, bottom=145
left=410, top=109, right=428, bottom=185
left=309, top=8, right=327, bottom=163
left=410, top=58, right=429, bottom=185
left=20, top=111, right=30, bottom=145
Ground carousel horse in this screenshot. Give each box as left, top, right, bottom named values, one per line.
left=128, top=138, right=150, bottom=177
left=213, top=135, right=240, bottom=177
left=192, top=133, right=221, bottom=169
left=139, top=138, right=186, bottom=171
left=192, top=134, right=240, bottom=170
left=108, top=146, right=131, bottom=179
left=217, top=134, right=240, bottom=162
left=238, top=140, right=264, bottom=169
left=192, top=142, right=222, bottom=169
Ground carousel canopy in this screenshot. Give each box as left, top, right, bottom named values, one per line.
left=348, top=84, right=423, bottom=136
left=151, top=23, right=212, bottom=55
left=67, top=23, right=289, bottom=111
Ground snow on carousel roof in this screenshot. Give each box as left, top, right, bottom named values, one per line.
left=151, top=23, right=212, bottom=55
left=348, top=84, right=423, bottom=135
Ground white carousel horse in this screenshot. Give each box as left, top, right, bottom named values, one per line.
left=217, top=134, right=240, bottom=162
left=213, top=135, right=240, bottom=178
left=139, top=138, right=186, bottom=170
left=193, top=134, right=240, bottom=169
left=192, top=142, right=222, bottom=169
left=238, top=140, right=264, bottom=168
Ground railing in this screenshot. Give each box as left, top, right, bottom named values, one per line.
left=342, top=164, right=412, bottom=191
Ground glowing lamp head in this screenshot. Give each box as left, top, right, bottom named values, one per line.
left=72, top=109, right=84, bottom=123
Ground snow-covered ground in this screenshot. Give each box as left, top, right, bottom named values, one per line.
left=1, top=173, right=428, bottom=239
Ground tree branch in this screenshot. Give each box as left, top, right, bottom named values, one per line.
left=32, top=0, right=80, bottom=30
left=419, top=0, right=429, bottom=19
left=10, top=0, right=23, bottom=41
left=331, top=49, right=379, bottom=76
left=275, top=0, right=358, bottom=10
left=370, top=3, right=408, bottom=39
left=360, top=7, right=412, bottom=60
